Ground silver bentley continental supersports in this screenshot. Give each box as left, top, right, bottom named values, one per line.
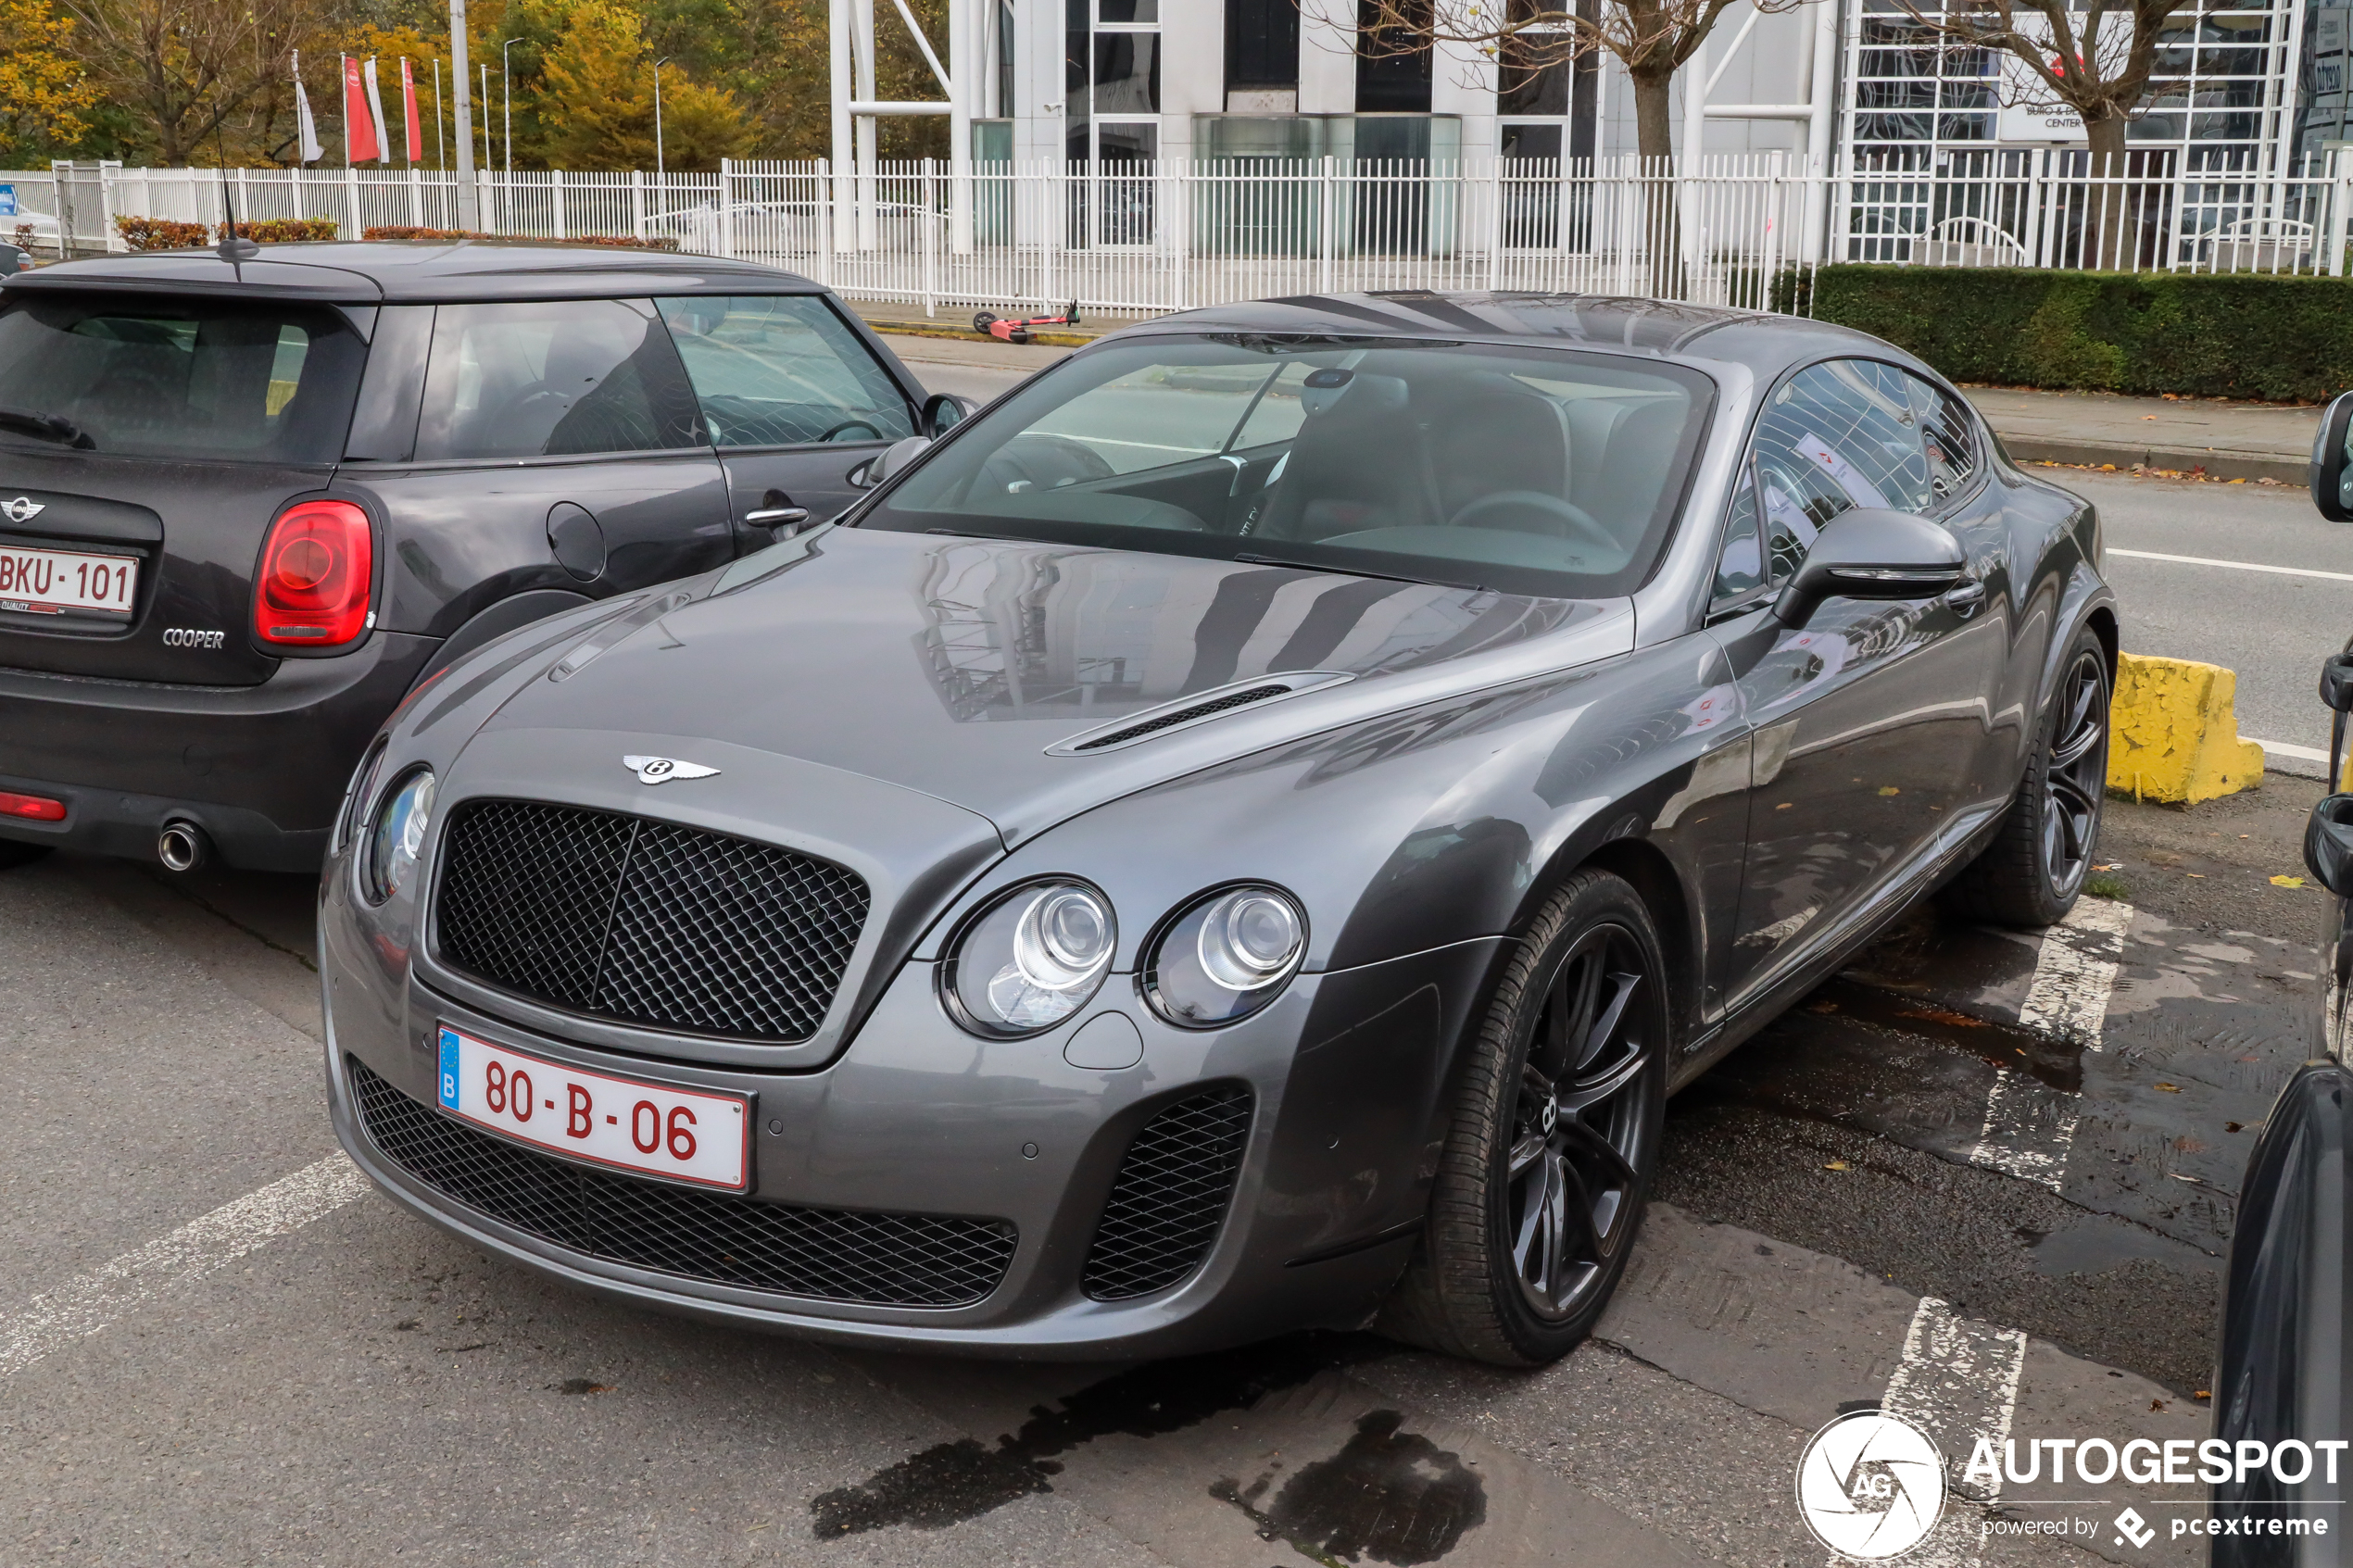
left=321, top=292, right=2117, bottom=1365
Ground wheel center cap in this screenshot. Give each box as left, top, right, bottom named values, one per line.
left=1541, top=1098, right=1558, bottom=1136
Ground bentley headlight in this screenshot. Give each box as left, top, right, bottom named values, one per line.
left=364, top=768, right=435, bottom=904
left=1144, top=886, right=1306, bottom=1027
left=945, top=881, right=1115, bottom=1035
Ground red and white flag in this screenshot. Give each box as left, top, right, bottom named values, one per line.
left=342, top=56, right=381, bottom=163
left=398, top=58, right=422, bottom=162
left=362, top=57, right=392, bottom=164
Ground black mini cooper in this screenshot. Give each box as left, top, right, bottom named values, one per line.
left=0, top=241, right=964, bottom=872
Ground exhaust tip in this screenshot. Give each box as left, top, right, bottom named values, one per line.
left=157, top=820, right=210, bottom=874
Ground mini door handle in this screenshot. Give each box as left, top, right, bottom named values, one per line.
left=745, top=507, right=809, bottom=527
left=1944, top=581, right=1986, bottom=616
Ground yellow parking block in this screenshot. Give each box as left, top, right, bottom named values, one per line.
left=2107, top=653, right=2266, bottom=805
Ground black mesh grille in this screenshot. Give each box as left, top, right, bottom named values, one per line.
left=1073, top=685, right=1291, bottom=750
left=434, top=799, right=869, bottom=1042
left=1081, top=1085, right=1253, bottom=1300
left=349, top=1059, right=1016, bottom=1308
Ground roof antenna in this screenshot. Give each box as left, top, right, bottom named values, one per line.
left=214, top=112, right=258, bottom=263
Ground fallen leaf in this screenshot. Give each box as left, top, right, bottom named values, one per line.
left=2271, top=874, right=2307, bottom=888
left=2196, top=1389, right=2211, bottom=1399
left=2156, top=1082, right=2182, bottom=1092
left=2186, top=872, right=2206, bottom=878
left=1823, top=1160, right=1850, bottom=1171
left=2151, top=1399, right=2169, bottom=1411
left=1878, top=785, right=1901, bottom=797
left=1898, top=1006, right=1986, bottom=1028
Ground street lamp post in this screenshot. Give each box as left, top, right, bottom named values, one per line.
left=448, top=0, right=478, bottom=228
left=501, top=38, right=521, bottom=179
left=653, top=56, right=672, bottom=182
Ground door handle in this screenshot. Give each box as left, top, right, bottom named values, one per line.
left=1943, top=581, right=1986, bottom=617
left=745, top=506, right=810, bottom=528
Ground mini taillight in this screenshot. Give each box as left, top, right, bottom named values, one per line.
left=0, top=790, right=67, bottom=822
left=255, top=500, right=371, bottom=646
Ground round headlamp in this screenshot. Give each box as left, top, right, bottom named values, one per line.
left=943, top=881, right=1116, bottom=1035
left=1143, top=885, right=1306, bottom=1027
left=364, top=768, right=435, bottom=904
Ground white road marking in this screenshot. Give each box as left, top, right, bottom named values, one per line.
left=0, top=1154, right=368, bottom=1379
left=1966, top=899, right=2134, bottom=1192
left=2251, top=737, right=2332, bottom=764
left=1866, top=1297, right=2031, bottom=1568
left=2108, top=546, right=2353, bottom=584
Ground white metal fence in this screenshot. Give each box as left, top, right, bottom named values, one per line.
left=7, top=151, right=2347, bottom=319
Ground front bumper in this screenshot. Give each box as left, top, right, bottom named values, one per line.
left=0, top=631, right=434, bottom=872
left=324, top=903, right=1503, bottom=1359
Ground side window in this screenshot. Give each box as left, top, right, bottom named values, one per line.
left=656, top=295, right=915, bottom=447
left=1903, top=371, right=1979, bottom=504
left=416, top=299, right=703, bottom=460
left=1753, top=360, right=1934, bottom=551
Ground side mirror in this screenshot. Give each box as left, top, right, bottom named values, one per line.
left=2322, top=651, right=2353, bottom=712
left=2308, top=795, right=2353, bottom=896
left=2312, top=390, right=2353, bottom=522
left=1772, top=508, right=1968, bottom=628
left=853, top=434, right=932, bottom=489
left=922, top=392, right=978, bottom=437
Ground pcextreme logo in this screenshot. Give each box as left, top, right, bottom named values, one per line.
left=1795, top=1410, right=1946, bottom=1560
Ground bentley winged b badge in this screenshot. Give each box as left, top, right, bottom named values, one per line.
left=623, top=755, right=721, bottom=784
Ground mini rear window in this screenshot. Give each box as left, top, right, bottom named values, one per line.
left=0, top=294, right=364, bottom=462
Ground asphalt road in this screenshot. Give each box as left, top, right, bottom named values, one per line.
left=2, top=349, right=2333, bottom=1566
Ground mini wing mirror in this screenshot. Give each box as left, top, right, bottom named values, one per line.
left=922, top=392, right=978, bottom=437
left=1772, top=508, right=1969, bottom=628
left=854, top=434, right=932, bottom=489
left=2307, top=795, right=2353, bottom=896
left=2321, top=652, right=2353, bottom=712
left=2311, top=390, right=2353, bottom=522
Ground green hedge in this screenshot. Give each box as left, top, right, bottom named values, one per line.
left=1782, top=265, right=2353, bottom=403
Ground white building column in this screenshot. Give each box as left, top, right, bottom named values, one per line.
left=1298, top=3, right=1357, bottom=115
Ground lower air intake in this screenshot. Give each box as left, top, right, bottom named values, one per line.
left=1080, top=1084, right=1253, bottom=1301
left=349, top=1059, right=1016, bottom=1309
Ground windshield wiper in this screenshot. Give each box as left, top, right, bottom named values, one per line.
left=1235, top=552, right=1486, bottom=594
left=0, top=407, right=94, bottom=449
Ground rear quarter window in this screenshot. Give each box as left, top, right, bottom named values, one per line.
left=0, top=295, right=365, bottom=463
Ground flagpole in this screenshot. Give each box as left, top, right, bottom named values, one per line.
left=341, top=53, right=350, bottom=169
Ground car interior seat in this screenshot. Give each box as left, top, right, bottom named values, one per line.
left=1250, top=371, right=1437, bottom=542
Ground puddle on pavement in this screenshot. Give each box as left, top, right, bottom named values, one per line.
left=807, top=1332, right=1395, bottom=1539
left=1213, top=1409, right=1487, bottom=1567
left=1804, top=975, right=2088, bottom=1093
left=2025, top=1217, right=2223, bottom=1276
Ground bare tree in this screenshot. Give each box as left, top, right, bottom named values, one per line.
left=1329, top=0, right=1813, bottom=165
left=56, top=0, right=341, bottom=164
left=1893, top=0, right=2197, bottom=264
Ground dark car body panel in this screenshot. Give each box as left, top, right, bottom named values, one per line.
left=0, top=243, right=933, bottom=869
left=316, top=289, right=2118, bottom=1355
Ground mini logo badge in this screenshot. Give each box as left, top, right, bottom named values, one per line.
left=0, top=496, right=44, bottom=524
left=1794, top=1409, right=1945, bottom=1560
left=623, top=755, right=720, bottom=785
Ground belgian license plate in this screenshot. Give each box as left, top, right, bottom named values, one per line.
left=0, top=543, right=136, bottom=617
left=436, top=1026, right=749, bottom=1190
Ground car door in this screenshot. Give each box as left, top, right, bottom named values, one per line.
left=1706, top=358, right=1989, bottom=1008
left=655, top=295, right=921, bottom=546
left=350, top=297, right=732, bottom=641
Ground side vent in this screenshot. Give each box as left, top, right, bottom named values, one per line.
left=1046, top=671, right=1354, bottom=757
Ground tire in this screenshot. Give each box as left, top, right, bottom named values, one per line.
left=0, top=839, right=53, bottom=872
left=1378, top=869, right=1669, bottom=1366
left=972, top=311, right=997, bottom=332
left=1945, top=622, right=2110, bottom=928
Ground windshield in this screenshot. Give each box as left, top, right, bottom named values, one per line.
left=865, top=335, right=1712, bottom=597
left=0, top=294, right=365, bottom=462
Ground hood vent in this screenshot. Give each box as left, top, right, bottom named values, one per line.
left=1048, top=671, right=1355, bottom=757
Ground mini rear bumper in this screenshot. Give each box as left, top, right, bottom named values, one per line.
left=0, top=630, right=433, bottom=872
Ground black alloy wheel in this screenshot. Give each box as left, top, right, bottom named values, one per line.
left=2041, top=646, right=2109, bottom=902
left=1504, top=922, right=1656, bottom=1321
left=1380, top=869, right=1668, bottom=1366
left=1945, top=621, right=2112, bottom=928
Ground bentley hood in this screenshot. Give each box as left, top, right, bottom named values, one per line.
left=466, top=527, right=1635, bottom=846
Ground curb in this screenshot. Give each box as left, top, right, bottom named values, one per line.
left=2001, top=434, right=2306, bottom=485
left=2108, top=653, right=2268, bottom=804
